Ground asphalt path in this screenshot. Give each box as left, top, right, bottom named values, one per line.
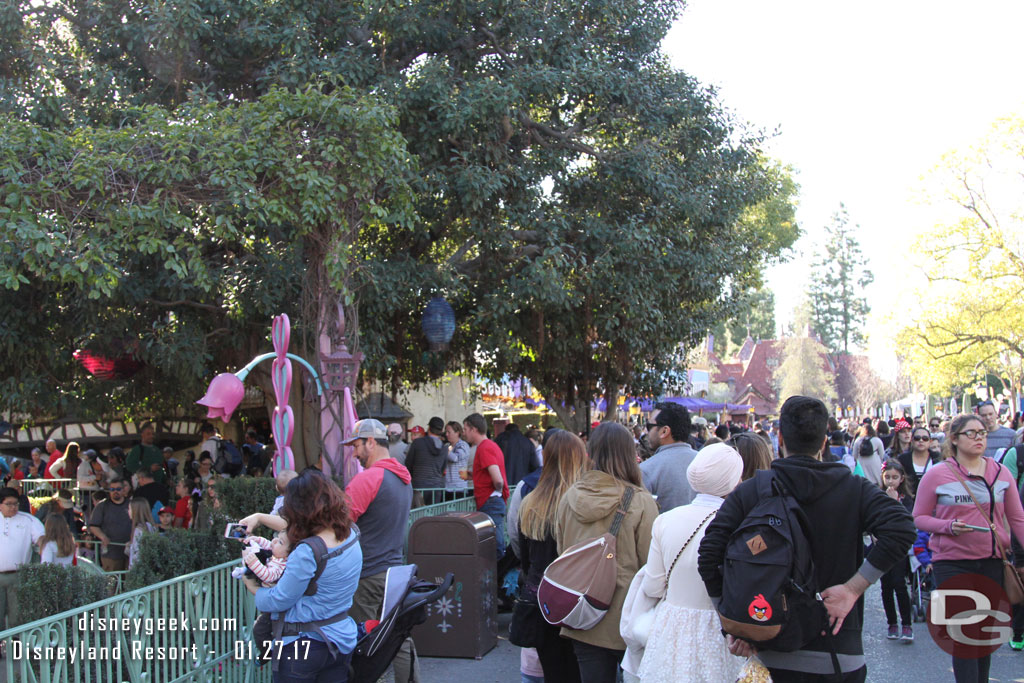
left=415, top=587, right=1024, bottom=682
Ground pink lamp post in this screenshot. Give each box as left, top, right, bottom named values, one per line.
left=319, top=304, right=363, bottom=484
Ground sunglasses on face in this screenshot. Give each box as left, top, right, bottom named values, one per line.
left=912, top=435, right=930, bottom=441
left=645, top=422, right=661, bottom=431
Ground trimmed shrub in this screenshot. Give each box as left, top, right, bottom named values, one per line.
left=214, top=475, right=278, bottom=521
left=123, top=526, right=239, bottom=591
left=16, top=563, right=115, bottom=622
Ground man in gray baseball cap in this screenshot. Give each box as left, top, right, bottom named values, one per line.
left=341, top=418, right=389, bottom=446
left=342, top=419, right=418, bottom=681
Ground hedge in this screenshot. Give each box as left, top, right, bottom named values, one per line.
left=122, top=526, right=238, bottom=591
left=16, top=563, right=115, bottom=622
left=213, top=475, right=278, bottom=521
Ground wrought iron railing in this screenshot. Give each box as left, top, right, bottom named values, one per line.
left=0, top=559, right=266, bottom=683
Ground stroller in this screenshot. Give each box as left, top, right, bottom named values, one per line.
left=349, top=565, right=454, bottom=683
left=907, top=549, right=933, bottom=623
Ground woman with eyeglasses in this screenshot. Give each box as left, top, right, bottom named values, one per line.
left=896, top=426, right=940, bottom=496
left=913, top=413, right=1024, bottom=683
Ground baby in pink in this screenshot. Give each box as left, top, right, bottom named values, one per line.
left=232, top=532, right=290, bottom=584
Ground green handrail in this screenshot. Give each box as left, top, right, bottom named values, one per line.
left=1, top=559, right=268, bottom=683
left=1, top=492, right=508, bottom=682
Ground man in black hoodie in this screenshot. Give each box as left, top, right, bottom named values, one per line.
left=404, top=417, right=449, bottom=505
left=698, top=395, right=915, bottom=682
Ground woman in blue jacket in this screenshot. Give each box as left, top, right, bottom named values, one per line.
left=242, top=468, right=362, bottom=682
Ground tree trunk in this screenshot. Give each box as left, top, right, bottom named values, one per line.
left=603, top=382, right=620, bottom=423
left=546, top=394, right=586, bottom=434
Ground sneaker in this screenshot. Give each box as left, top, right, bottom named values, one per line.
left=887, top=625, right=899, bottom=640
left=1010, top=636, right=1024, bottom=651
left=901, top=625, right=914, bottom=642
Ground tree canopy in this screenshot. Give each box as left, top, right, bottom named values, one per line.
left=897, top=115, right=1024, bottom=408
left=0, top=0, right=799, bottom=433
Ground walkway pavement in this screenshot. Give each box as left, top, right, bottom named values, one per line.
left=409, top=588, right=1024, bottom=682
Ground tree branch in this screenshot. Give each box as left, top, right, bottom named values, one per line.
left=516, top=113, right=605, bottom=160
left=144, top=298, right=221, bottom=313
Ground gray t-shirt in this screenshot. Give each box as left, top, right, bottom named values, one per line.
left=985, top=426, right=1017, bottom=459
left=89, top=498, right=132, bottom=560
left=639, top=441, right=698, bottom=512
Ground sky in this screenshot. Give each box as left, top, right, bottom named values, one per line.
left=662, top=1, right=1024, bottom=374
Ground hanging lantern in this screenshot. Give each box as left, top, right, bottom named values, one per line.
left=73, top=349, right=143, bottom=380
left=421, top=296, right=455, bottom=351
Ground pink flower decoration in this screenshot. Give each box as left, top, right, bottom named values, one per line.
left=196, top=373, right=245, bottom=422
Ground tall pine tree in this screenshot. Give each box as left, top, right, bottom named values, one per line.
left=807, top=205, right=873, bottom=353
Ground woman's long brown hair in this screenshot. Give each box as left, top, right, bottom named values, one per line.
left=281, top=468, right=353, bottom=543
left=588, top=423, right=643, bottom=488
left=519, top=431, right=590, bottom=541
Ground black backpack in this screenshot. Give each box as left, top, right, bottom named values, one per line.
left=716, top=471, right=834, bottom=662
left=214, top=438, right=243, bottom=476
left=858, top=437, right=874, bottom=458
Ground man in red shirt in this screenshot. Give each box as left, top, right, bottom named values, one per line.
left=43, top=439, right=61, bottom=480
left=462, top=413, right=509, bottom=559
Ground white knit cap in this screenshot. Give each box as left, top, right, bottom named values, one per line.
left=687, top=442, right=744, bottom=498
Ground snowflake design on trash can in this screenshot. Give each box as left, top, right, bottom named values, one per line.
left=435, top=595, right=455, bottom=617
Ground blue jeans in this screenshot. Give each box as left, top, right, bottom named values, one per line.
left=478, top=496, right=506, bottom=560
left=273, top=638, right=352, bottom=683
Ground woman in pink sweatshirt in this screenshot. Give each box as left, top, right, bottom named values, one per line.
left=913, top=413, right=1024, bottom=683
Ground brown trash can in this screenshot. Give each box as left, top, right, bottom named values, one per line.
left=408, top=511, right=497, bottom=658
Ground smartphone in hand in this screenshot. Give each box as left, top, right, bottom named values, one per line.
left=224, top=523, right=248, bottom=540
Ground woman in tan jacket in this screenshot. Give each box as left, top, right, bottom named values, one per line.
left=554, top=423, right=659, bottom=683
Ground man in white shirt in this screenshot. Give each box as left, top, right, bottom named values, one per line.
left=1, top=486, right=45, bottom=630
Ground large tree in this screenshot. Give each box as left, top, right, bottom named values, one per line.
left=897, top=115, right=1024, bottom=410
left=0, top=0, right=798, bottom=437
left=774, top=335, right=837, bottom=410
left=806, top=205, right=873, bottom=354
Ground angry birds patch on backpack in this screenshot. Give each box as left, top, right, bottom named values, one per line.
left=748, top=594, right=772, bottom=623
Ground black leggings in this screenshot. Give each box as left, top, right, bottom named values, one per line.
left=932, top=558, right=1005, bottom=683
left=880, top=557, right=911, bottom=626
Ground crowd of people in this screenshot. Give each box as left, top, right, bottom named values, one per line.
left=2, top=398, right=1023, bottom=683
left=0, top=420, right=285, bottom=638
left=504, top=398, right=1024, bottom=683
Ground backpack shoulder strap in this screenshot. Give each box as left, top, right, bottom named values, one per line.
left=608, top=486, right=635, bottom=537
left=298, top=530, right=361, bottom=596
left=298, top=536, right=328, bottom=596
left=754, top=468, right=776, bottom=499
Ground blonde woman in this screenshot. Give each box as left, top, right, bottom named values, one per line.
left=128, top=498, right=156, bottom=568
left=516, top=430, right=591, bottom=683
left=39, top=513, right=76, bottom=566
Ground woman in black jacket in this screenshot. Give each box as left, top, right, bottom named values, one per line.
left=895, top=426, right=940, bottom=495
left=515, top=431, right=590, bottom=683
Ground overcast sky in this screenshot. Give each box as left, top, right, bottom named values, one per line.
left=662, top=0, right=1024, bottom=372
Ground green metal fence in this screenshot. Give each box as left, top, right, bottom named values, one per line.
left=1, top=559, right=266, bottom=683
left=20, top=479, right=75, bottom=497
left=1, top=491, right=501, bottom=682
